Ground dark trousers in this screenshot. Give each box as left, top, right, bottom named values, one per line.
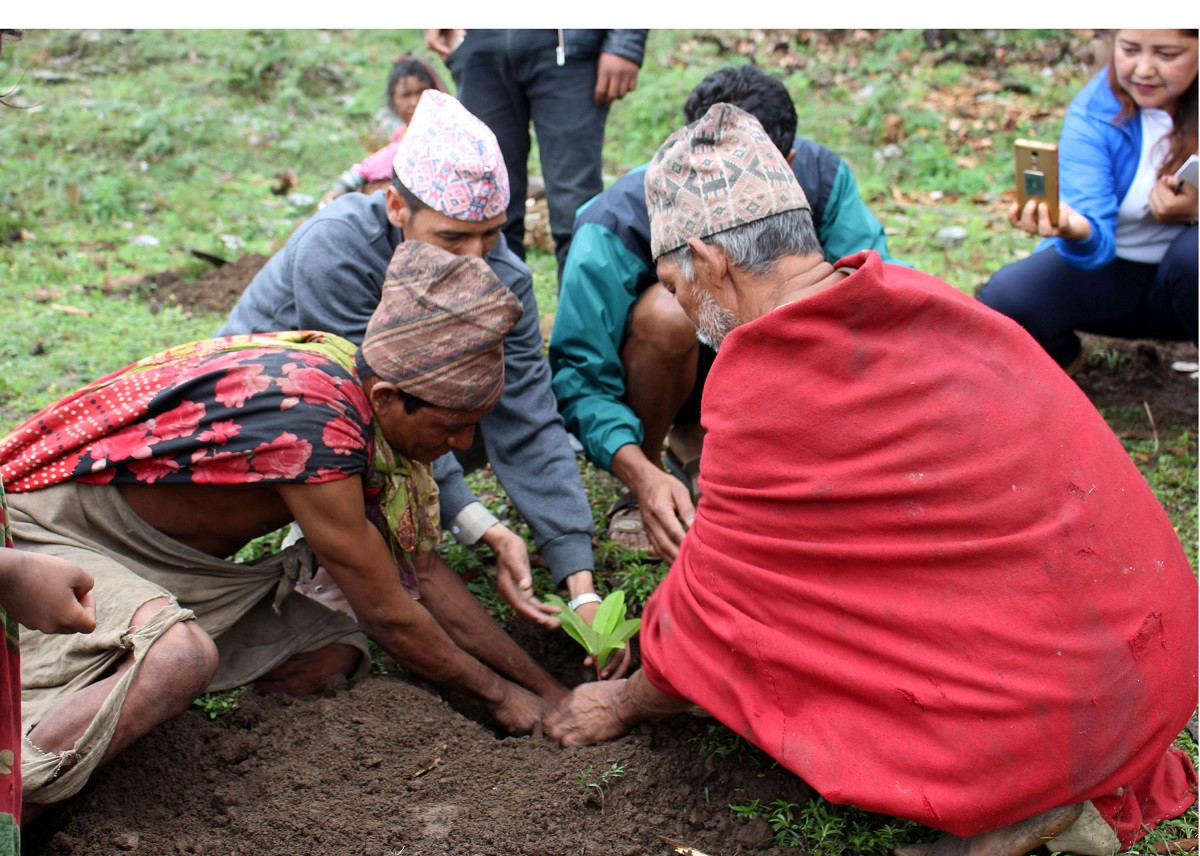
left=977, top=227, right=1198, bottom=367
left=447, top=29, right=609, bottom=284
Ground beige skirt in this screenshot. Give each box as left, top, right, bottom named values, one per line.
left=7, top=481, right=369, bottom=804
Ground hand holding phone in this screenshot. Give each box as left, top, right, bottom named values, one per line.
left=1014, top=139, right=1060, bottom=225
left=1172, top=154, right=1198, bottom=193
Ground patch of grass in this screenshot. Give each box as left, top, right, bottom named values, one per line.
left=191, top=686, right=247, bottom=720
left=730, top=796, right=930, bottom=855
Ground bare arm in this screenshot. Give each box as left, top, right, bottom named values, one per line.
left=411, top=548, right=568, bottom=706
left=277, top=479, right=552, bottom=734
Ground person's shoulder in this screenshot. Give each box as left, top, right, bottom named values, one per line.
left=1070, top=69, right=1120, bottom=120
left=576, top=164, right=650, bottom=228
left=298, top=191, right=392, bottom=246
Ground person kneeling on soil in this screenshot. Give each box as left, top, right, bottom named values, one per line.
left=546, top=104, right=1199, bottom=856
left=0, top=240, right=568, bottom=817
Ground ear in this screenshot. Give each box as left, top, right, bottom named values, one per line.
left=687, top=237, right=729, bottom=286
left=786, top=148, right=796, bottom=167
left=364, top=376, right=399, bottom=418
left=384, top=185, right=412, bottom=231
left=687, top=236, right=737, bottom=308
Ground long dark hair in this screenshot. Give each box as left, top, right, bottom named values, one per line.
left=386, top=54, right=447, bottom=116
left=1107, top=29, right=1198, bottom=176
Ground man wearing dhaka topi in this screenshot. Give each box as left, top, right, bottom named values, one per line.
left=0, top=240, right=568, bottom=815
left=546, top=103, right=1198, bottom=856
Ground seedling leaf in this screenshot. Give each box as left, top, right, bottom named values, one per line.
left=592, top=588, right=626, bottom=635
left=595, top=617, right=641, bottom=670
left=545, top=591, right=642, bottom=675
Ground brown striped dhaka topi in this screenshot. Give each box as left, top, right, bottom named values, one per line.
left=645, top=102, right=810, bottom=259
left=360, top=241, right=523, bottom=411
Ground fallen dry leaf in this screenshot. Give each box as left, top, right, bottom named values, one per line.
left=49, top=303, right=91, bottom=316
left=412, top=743, right=448, bottom=779
left=31, top=289, right=65, bottom=303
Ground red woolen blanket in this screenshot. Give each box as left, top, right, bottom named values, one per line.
left=641, top=252, right=1198, bottom=842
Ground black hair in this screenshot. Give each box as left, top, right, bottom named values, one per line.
left=683, top=65, right=798, bottom=157
left=355, top=348, right=434, bottom=413
left=385, top=54, right=446, bottom=115
left=390, top=170, right=430, bottom=217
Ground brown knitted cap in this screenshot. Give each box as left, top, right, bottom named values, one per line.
left=360, top=240, right=523, bottom=410
left=645, top=102, right=810, bottom=259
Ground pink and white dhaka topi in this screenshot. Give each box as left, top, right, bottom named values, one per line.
left=392, top=89, right=509, bottom=222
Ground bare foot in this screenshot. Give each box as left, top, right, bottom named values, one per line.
left=894, top=803, right=1084, bottom=856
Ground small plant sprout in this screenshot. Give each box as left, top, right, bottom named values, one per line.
left=577, top=760, right=628, bottom=808
left=544, top=589, right=641, bottom=679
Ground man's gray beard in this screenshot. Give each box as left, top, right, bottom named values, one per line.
left=690, top=282, right=740, bottom=350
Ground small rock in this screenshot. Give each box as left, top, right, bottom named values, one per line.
left=130, top=234, right=159, bottom=247
left=361, top=755, right=383, bottom=768
left=734, top=815, right=775, bottom=849
left=287, top=192, right=316, bottom=208
left=875, top=143, right=904, bottom=162
left=936, top=226, right=968, bottom=249
left=114, top=830, right=140, bottom=851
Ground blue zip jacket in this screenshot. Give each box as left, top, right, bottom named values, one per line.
left=1041, top=69, right=1142, bottom=270
left=549, top=137, right=900, bottom=472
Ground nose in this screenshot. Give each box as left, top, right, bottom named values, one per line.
left=446, top=426, right=475, bottom=451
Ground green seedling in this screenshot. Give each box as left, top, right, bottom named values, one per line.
left=544, top=590, right=641, bottom=678
left=577, top=760, right=627, bottom=808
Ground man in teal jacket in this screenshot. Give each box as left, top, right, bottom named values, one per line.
left=549, top=65, right=901, bottom=561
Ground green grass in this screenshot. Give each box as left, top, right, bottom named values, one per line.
left=2, top=29, right=1195, bottom=854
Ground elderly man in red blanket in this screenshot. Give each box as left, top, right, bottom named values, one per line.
left=0, top=241, right=569, bottom=815
left=546, top=103, right=1199, bottom=856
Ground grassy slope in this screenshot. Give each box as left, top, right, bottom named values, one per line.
left=2, top=28, right=1195, bottom=854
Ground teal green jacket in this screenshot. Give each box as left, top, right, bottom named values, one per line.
left=549, top=138, right=901, bottom=472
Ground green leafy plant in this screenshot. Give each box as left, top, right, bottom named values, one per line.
left=577, top=761, right=628, bottom=808
left=191, top=687, right=247, bottom=720
left=544, top=590, right=641, bottom=678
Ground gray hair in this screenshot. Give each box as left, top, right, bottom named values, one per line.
left=661, top=207, right=821, bottom=282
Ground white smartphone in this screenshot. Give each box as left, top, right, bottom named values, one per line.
left=1173, top=154, right=1198, bottom=190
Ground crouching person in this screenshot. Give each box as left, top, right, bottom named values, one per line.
left=547, top=104, right=1199, bottom=856
left=0, top=240, right=567, bottom=814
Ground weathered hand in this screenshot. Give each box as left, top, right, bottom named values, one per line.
left=593, top=53, right=639, bottom=105
left=0, top=550, right=96, bottom=635
left=634, top=469, right=695, bottom=562
left=424, top=29, right=465, bottom=60
left=1008, top=199, right=1091, bottom=241
left=545, top=680, right=635, bottom=746
left=1149, top=175, right=1198, bottom=224
left=483, top=523, right=559, bottom=629
left=487, top=682, right=555, bottom=736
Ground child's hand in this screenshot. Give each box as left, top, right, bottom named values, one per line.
left=0, top=550, right=96, bottom=634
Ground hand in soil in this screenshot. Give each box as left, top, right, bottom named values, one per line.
left=486, top=683, right=555, bottom=736
left=545, top=679, right=634, bottom=747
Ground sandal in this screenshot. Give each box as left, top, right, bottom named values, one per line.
left=606, top=490, right=661, bottom=559
left=664, top=448, right=701, bottom=499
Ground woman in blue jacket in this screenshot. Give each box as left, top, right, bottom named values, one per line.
left=979, top=29, right=1197, bottom=372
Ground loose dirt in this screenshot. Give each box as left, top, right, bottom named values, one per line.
left=20, top=255, right=1197, bottom=856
